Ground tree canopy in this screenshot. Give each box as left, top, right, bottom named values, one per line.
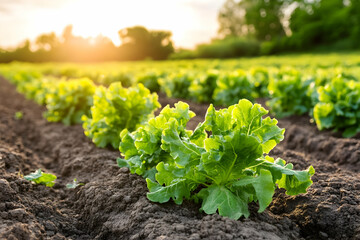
left=0, top=25, right=174, bottom=63
left=119, top=26, right=174, bottom=60
left=217, top=0, right=360, bottom=51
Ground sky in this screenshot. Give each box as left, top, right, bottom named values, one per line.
left=0, top=0, right=224, bottom=49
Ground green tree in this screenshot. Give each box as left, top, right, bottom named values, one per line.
left=240, top=0, right=286, bottom=41
left=218, top=0, right=247, bottom=37
left=35, top=32, right=59, bottom=51
left=119, top=26, right=174, bottom=60
left=289, top=0, right=354, bottom=48
left=218, top=0, right=287, bottom=41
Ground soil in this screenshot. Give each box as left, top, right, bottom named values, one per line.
left=0, top=76, right=359, bottom=240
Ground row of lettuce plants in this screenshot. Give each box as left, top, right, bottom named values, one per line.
left=1, top=69, right=314, bottom=220
left=2, top=64, right=360, bottom=137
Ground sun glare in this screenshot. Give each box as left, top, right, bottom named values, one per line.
left=0, top=0, right=222, bottom=48
left=48, top=0, right=218, bottom=48
left=61, top=0, right=126, bottom=45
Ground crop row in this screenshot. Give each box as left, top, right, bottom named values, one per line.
left=1, top=68, right=314, bottom=220
left=1, top=62, right=360, bottom=137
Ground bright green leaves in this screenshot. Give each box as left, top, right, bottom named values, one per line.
left=162, top=120, right=205, bottom=167
left=14, top=111, right=23, bottom=120
left=66, top=178, right=84, bottom=189
left=119, top=99, right=314, bottom=220
left=24, top=169, right=57, bottom=187
left=147, top=178, right=191, bottom=205
left=45, top=78, right=96, bottom=125
left=198, top=185, right=250, bottom=220
left=159, top=101, right=196, bottom=128
left=83, top=82, right=160, bottom=148
left=314, top=77, right=360, bottom=137
left=213, top=70, right=255, bottom=106
left=189, top=70, right=219, bottom=103
left=266, top=70, right=360, bottom=137
left=267, top=69, right=314, bottom=118
left=159, top=72, right=193, bottom=99
left=232, top=169, right=275, bottom=212
left=119, top=102, right=196, bottom=180
left=201, top=133, right=263, bottom=185
left=263, top=157, right=315, bottom=195
left=203, top=99, right=284, bottom=154
left=203, top=105, right=233, bottom=135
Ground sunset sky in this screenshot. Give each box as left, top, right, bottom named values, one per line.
left=0, top=0, right=224, bottom=49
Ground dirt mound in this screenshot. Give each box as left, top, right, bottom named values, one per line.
left=73, top=167, right=301, bottom=240
left=280, top=121, right=360, bottom=172
left=270, top=148, right=360, bottom=239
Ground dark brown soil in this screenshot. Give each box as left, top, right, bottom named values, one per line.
left=0, top=77, right=359, bottom=240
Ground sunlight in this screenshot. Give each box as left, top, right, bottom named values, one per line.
left=0, top=0, right=222, bottom=48
left=61, top=0, right=126, bottom=45
left=54, top=0, right=219, bottom=48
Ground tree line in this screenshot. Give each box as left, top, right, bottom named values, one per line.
left=172, top=0, right=360, bottom=59
left=0, top=25, right=174, bottom=63
left=1, top=0, right=359, bottom=62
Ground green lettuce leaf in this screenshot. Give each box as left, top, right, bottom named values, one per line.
left=83, top=83, right=160, bottom=148
left=127, top=99, right=314, bottom=220
left=119, top=102, right=196, bottom=179
left=24, top=169, right=57, bottom=187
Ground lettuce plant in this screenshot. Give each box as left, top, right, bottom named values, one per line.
left=249, top=67, right=270, bottom=98
left=189, top=70, right=218, bottom=103
left=24, top=169, right=57, bottom=187
left=119, top=99, right=314, bottom=219
left=314, top=77, right=360, bottom=137
left=213, top=70, right=255, bottom=106
left=44, top=78, right=96, bottom=125
left=158, top=72, right=192, bottom=99
left=98, top=72, right=133, bottom=87
left=136, top=71, right=162, bottom=92
left=2, top=70, right=52, bottom=105
left=82, top=82, right=160, bottom=149
left=17, top=77, right=56, bottom=105
left=267, top=69, right=314, bottom=118
left=118, top=101, right=195, bottom=179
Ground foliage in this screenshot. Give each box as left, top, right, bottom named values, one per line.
left=119, top=99, right=314, bottom=219
left=66, top=178, right=84, bottom=189
left=1, top=70, right=52, bottom=105
left=218, top=0, right=247, bottom=38
left=213, top=70, right=255, bottom=106
left=136, top=71, right=162, bottom=92
left=118, top=102, right=195, bottom=180
left=216, top=0, right=360, bottom=54
left=314, top=77, right=360, bottom=137
left=44, top=78, right=96, bottom=125
left=249, top=67, right=270, bottom=98
left=267, top=69, right=314, bottom=118
left=146, top=99, right=314, bottom=219
left=159, top=72, right=193, bottom=99
left=24, top=169, right=57, bottom=187
left=170, top=37, right=260, bottom=59
left=98, top=72, right=133, bottom=87
left=6, top=70, right=43, bottom=85
left=82, top=82, right=160, bottom=149
left=197, top=37, right=260, bottom=58
left=3, top=54, right=360, bottom=139
left=14, top=111, right=23, bottom=120
left=17, top=77, right=56, bottom=105
left=288, top=0, right=359, bottom=50
left=218, top=0, right=286, bottom=41
left=189, top=70, right=219, bottom=103
left=0, top=25, right=174, bottom=63
left=119, top=26, right=174, bottom=60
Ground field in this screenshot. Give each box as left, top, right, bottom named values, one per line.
left=0, top=54, right=360, bottom=239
